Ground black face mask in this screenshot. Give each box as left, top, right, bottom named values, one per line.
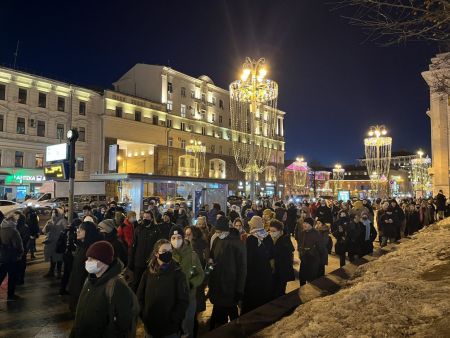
left=158, top=251, right=172, bottom=263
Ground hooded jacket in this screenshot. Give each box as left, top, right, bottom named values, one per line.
left=0, top=218, right=24, bottom=261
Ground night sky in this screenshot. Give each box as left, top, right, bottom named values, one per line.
left=1, top=0, right=438, bottom=165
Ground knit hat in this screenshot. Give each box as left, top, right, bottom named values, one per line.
left=269, top=219, right=283, bottom=231
left=248, top=216, right=264, bottom=230
left=86, top=241, right=114, bottom=265
left=303, top=217, right=315, bottom=227
left=215, top=216, right=230, bottom=232
left=98, top=219, right=115, bottom=233
left=169, top=225, right=185, bottom=238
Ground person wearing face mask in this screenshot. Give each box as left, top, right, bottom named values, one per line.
left=97, top=219, right=128, bottom=267
left=331, top=211, right=350, bottom=267
left=316, top=200, right=333, bottom=225
left=269, top=219, right=295, bottom=298
left=175, top=207, right=190, bottom=228
left=169, top=225, right=204, bottom=338
left=360, top=212, right=377, bottom=256
left=242, top=216, right=273, bottom=314
left=67, top=221, right=102, bottom=313
left=117, top=211, right=136, bottom=251
left=137, top=239, right=189, bottom=338
left=70, top=241, right=138, bottom=338
left=129, top=210, right=162, bottom=292
left=159, top=212, right=175, bottom=240
left=298, top=217, right=326, bottom=286
left=43, top=208, right=68, bottom=278
left=208, top=216, right=247, bottom=330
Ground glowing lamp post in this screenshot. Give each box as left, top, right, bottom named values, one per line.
left=230, top=57, right=278, bottom=200
left=185, top=139, right=206, bottom=177
left=411, top=149, right=431, bottom=197
left=333, top=163, right=345, bottom=197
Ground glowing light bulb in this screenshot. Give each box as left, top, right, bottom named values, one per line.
left=241, top=68, right=251, bottom=81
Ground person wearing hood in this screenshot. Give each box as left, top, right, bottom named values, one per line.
left=67, top=221, right=102, bottom=312
left=159, top=212, right=175, bottom=240
left=208, top=216, right=247, bottom=330
left=0, top=215, right=24, bottom=301
left=169, top=225, right=204, bottom=338
left=331, top=211, right=350, bottom=267
left=380, top=207, right=399, bottom=246
left=269, top=219, right=295, bottom=298
left=349, top=200, right=370, bottom=220
left=316, top=200, right=333, bottom=225
left=97, top=219, right=128, bottom=267
left=128, top=210, right=162, bottom=292
left=232, top=218, right=248, bottom=242
left=43, top=208, right=68, bottom=278
left=262, top=209, right=275, bottom=230
left=207, top=203, right=221, bottom=226
left=117, top=211, right=136, bottom=251
left=228, top=204, right=240, bottom=223
left=12, top=211, right=30, bottom=285
left=137, top=239, right=189, bottom=338
left=298, top=217, right=326, bottom=286
left=242, top=215, right=274, bottom=314
left=360, top=212, right=377, bottom=256
left=70, top=241, right=138, bottom=338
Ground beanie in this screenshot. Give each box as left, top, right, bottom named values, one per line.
left=303, top=217, right=315, bottom=227
left=169, top=225, right=185, bottom=238
left=98, top=219, right=115, bottom=233
left=86, top=241, right=114, bottom=265
left=248, top=216, right=264, bottom=230
left=215, top=216, right=230, bottom=232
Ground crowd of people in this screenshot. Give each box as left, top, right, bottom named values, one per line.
left=0, top=190, right=447, bottom=337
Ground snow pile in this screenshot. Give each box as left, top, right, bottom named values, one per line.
left=256, top=220, right=450, bottom=338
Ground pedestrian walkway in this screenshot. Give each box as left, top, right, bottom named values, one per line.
left=0, top=238, right=341, bottom=337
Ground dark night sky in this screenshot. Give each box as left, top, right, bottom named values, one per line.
left=1, top=0, right=438, bottom=165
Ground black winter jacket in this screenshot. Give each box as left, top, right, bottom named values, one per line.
left=129, top=222, right=162, bottom=270
left=273, top=233, right=295, bottom=283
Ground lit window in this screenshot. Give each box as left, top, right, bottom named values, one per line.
left=167, top=100, right=173, bottom=111
left=35, top=154, right=44, bottom=168
left=15, top=151, right=23, bottom=167
left=181, top=104, right=186, bottom=117
left=181, top=140, right=186, bottom=149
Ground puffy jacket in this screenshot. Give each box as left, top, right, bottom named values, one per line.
left=0, top=218, right=24, bottom=261
left=117, top=219, right=134, bottom=250
left=128, top=222, right=162, bottom=270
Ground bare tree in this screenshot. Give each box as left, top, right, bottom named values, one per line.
left=334, top=0, right=450, bottom=46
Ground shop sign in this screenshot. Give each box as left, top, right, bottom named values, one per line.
left=46, top=143, right=68, bottom=162
left=44, top=163, right=66, bottom=179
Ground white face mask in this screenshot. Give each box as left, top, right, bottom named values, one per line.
left=270, top=231, right=281, bottom=238
left=171, top=238, right=183, bottom=249
left=218, top=231, right=229, bottom=240
left=85, top=260, right=101, bottom=274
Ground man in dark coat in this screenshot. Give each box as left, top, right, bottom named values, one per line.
left=24, top=207, right=39, bottom=259
left=359, top=212, right=377, bottom=257
left=331, top=211, right=350, bottom=267
left=274, top=202, right=287, bottom=224
left=380, top=207, right=399, bottom=246
left=208, top=216, right=247, bottom=330
left=158, top=212, right=174, bottom=240
left=346, top=214, right=365, bottom=262
left=97, top=219, right=128, bottom=267
left=128, top=211, right=162, bottom=292
left=286, top=203, right=298, bottom=236
left=297, top=217, right=326, bottom=286
left=316, top=200, right=333, bottom=225
left=435, top=190, right=447, bottom=220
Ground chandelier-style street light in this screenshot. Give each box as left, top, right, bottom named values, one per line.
left=364, top=125, right=392, bottom=196
left=230, top=57, right=278, bottom=200
left=333, top=163, right=345, bottom=197
left=411, top=149, right=431, bottom=197
left=185, top=139, right=206, bottom=177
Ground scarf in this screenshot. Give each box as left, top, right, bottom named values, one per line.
left=250, top=228, right=268, bottom=246
left=362, top=219, right=371, bottom=241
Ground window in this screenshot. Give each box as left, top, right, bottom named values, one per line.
left=167, top=100, right=173, bottom=111
left=167, top=119, right=172, bottom=128
left=219, top=115, right=223, bottom=124
left=201, top=110, right=206, bottom=120
left=212, top=97, right=216, bottom=106
left=168, top=82, right=173, bottom=93
left=0, top=84, right=5, bottom=100
left=181, top=104, right=186, bottom=117
left=79, top=101, right=86, bottom=115
left=168, top=155, right=173, bottom=166
left=211, top=113, right=215, bottom=122
left=115, top=106, right=123, bottom=118
left=152, top=115, right=159, bottom=125
left=36, top=92, right=46, bottom=108
left=181, top=122, right=186, bottom=131
left=181, top=87, right=186, bottom=97
left=190, top=158, right=195, bottom=168
left=190, top=90, right=195, bottom=99
left=219, top=99, right=224, bottom=109
left=37, top=120, right=45, bottom=137
left=57, top=96, right=65, bottom=112
left=18, top=88, right=27, bottom=104
left=211, top=145, right=215, bottom=153
left=201, top=93, right=206, bottom=103
left=35, top=154, right=44, bottom=168
left=76, top=156, right=85, bottom=171
left=57, top=123, right=65, bottom=140
left=168, top=137, right=173, bottom=147
left=180, top=157, right=186, bottom=167
left=17, top=117, right=25, bottom=134
left=135, top=110, right=141, bottom=122
left=201, top=127, right=206, bottom=135
left=15, top=151, right=23, bottom=167
left=181, top=140, right=186, bottom=149
left=0, top=114, right=3, bottom=132
left=78, top=127, right=86, bottom=142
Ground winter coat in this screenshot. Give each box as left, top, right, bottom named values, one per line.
left=137, top=262, right=189, bottom=337
left=16, top=220, right=30, bottom=255
left=190, top=237, right=209, bottom=312
left=43, top=216, right=68, bottom=262
left=286, top=206, right=297, bottom=231
left=172, top=241, right=205, bottom=300
left=346, top=221, right=364, bottom=256
left=315, top=223, right=330, bottom=265
left=436, top=192, right=447, bottom=211
left=360, top=220, right=377, bottom=256
left=331, top=218, right=349, bottom=255
left=207, top=208, right=219, bottom=226
left=274, top=207, right=287, bottom=223
left=316, top=206, right=333, bottom=224
left=117, top=219, right=134, bottom=250
left=0, top=218, right=24, bottom=261
left=379, top=213, right=399, bottom=239
left=175, top=213, right=189, bottom=228
left=104, top=232, right=128, bottom=267
left=242, top=235, right=273, bottom=314
left=208, top=228, right=247, bottom=307
left=25, top=209, right=40, bottom=238
left=128, top=222, right=162, bottom=270
left=406, top=211, right=421, bottom=236
left=229, top=210, right=240, bottom=223
left=158, top=221, right=174, bottom=240
left=272, top=233, right=295, bottom=284
left=298, top=228, right=325, bottom=282
left=70, top=260, right=135, bottom=338
left=67, top=242, right=89, bottom=307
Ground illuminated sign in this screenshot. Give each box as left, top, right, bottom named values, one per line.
left=44, top=164, right=65, bottom=179
left=46, top=143, right=68, bottom=162
left=338, top=190, right=350, bottom=202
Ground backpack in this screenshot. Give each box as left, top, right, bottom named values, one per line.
left=106, top=276, right=140, bottom=338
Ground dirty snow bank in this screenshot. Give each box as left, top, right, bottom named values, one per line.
left=256, top=219, right=450, bottom=338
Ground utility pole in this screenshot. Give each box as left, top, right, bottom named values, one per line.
left=13, top=40, right=20, bottom=69
left=67, top=129, right=79, bottom=225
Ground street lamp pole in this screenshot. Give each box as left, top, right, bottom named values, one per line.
left=67, top=128, right=79, bottom=225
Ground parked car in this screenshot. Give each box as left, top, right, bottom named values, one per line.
left=0, top=200, right=23, bottom=214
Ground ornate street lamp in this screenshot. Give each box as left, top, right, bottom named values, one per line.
left=333, top=163, right=345, bottom=197
left=230, top=57, right=278, bottom=200
left=364, top=125, right=392, bottom=197
left=411, top=149, right=431, bottom=197
left=185, top=139, right=206, bottom=177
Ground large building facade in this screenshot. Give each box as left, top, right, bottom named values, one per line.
left=422, top=52, right=450, bottom=196
left=0, top=66, right=102, bottom=199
